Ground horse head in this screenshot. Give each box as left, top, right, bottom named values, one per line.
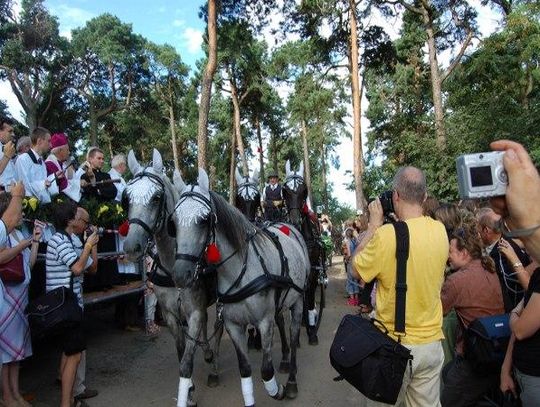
left=235, top=167, right=261, bottom=222
left=122, top=149, right=177, bottom=261
left=282, top=160, right=307, bottom=228
left=170, top=168, right=215, bottom=288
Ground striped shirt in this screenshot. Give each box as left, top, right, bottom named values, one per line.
left=46, top=232, right=92, bottom=308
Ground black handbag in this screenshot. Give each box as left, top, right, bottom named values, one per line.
left=25, top=275, right=82, bottom=338
left=330, top=222, right=413, bottom=404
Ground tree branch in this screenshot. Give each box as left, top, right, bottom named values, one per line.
left=441, top=29, right=473, bottom=83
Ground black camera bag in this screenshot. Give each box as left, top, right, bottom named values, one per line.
left=26, top=274, right=82, bottom=338
left=330, top=222, right=413, bottom=404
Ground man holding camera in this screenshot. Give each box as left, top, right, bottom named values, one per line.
left=79, top=147, right=117, bottom=202
left=0, top=117, right=17, bottom=191
left=353, top=167, right=448, bottom=407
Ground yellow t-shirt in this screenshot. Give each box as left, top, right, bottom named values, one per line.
left=353, top=216, right=448, bottom=345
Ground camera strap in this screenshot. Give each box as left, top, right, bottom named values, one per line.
left=393, top=221, right=410, bottom=338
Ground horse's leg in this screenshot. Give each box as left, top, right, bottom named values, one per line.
left=305, top=266, right=319, bottom=345
left=177, top=310, right=204, bottom=407
left=285, top=298, right=303, bottom=399
left=275, top=312, right=290, bottom=373
left=207, top=317, right=223, bottom=388
left=258, top=316, right=285, bottom=401
left=199, top=308, right=214, bottom=363
left=154, top=287, right=185, bottom=362
left=225, top=321, right=256, bottom=407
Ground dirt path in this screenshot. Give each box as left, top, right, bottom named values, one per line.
left=20, top=256, right=363, bottom=406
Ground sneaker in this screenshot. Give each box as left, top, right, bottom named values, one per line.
left=74, top=389, right=98, bottom=400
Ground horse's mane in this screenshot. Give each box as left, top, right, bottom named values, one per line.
left=210, top=191, right=256, bottom=252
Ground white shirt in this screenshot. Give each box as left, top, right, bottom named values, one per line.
left=108, top=167, right=126, bottom=202
left=0, top=144, right=16, bottom=189
left=15, top=148, right=58, bottom=203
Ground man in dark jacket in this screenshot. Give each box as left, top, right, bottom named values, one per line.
left=80, top=147, right=117, bottom=202
left=262, top=173, right=283, bottom=221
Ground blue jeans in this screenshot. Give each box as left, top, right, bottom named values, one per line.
left=515, top=368, right=540, bottom=407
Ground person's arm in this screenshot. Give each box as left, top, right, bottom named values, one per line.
left=498, top=238, right=531, bottom=289
left=490, top=140, right=540, bottom=263
left=511, top=294, right=540, bottom=340
left=355, top=198, right=384, bottom=254
left=65, top=232, right=99, bottom=276
left=87, top=244, right=98, bottom=274
left=500, top=334, right=517, bottom=397
left=440, top=276, right=460, bottom=316
left=1, top=181, right=24, bottom=233
left=29, top=224, right=42, bottom=269
left=0, top=238, right=31, bottom=263
left=0, top=141, right=15, bottom=176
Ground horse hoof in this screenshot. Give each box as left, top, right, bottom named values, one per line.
left=271, top=384, right=285, bottom=400
left=285, top=381, right=298, bottom=399
left=204, top=349, right=214, bottom=363
left=207, top=373, right=219, bottom=388
left=278, top=361, right=290, bottom=374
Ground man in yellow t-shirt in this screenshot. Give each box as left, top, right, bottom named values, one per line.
left=353, top=166, right=448, bottom=407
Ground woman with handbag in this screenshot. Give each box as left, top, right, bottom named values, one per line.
left=0, top=193, right=41, bottom=407
left=45, top=200, right=98, bottom=407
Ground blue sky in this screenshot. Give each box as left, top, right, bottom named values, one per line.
left=45, top=0, right=206, bottom=69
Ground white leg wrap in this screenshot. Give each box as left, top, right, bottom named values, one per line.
left=263, top=375, right=279, bottom=397
left=177, top=377, right=191, bottom=407
left=241, top=376, right=255, bottom=406
left=308, top=308, right=318, bottom=326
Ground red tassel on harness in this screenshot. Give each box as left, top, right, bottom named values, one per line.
left=206, top=243, right=221, bottom=264
left=118, top=220, right=130, bottom=237
left=302, top=203, right=309, bottom=214
left=279, top=225, right=290, bottom=236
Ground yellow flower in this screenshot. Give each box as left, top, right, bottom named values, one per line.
left=97, top=205, right=110, bottom=218
left=115, top=204, right=124, bottom=215
left=28, top=197, right=39, bottom=211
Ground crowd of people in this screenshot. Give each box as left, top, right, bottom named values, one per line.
left=0, top=119, right=161, bottom=407
left=349, top=140, right=540, bottom=407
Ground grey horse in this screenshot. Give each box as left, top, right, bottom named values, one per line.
left=122, top=150, right=223, bottom=407
left=170, top=168, right=310, bottom=407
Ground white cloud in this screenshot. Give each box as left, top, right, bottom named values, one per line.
left=49, top=4, right=94, bottom=38
left=0, top=81, right=24, bottom=122
left=173, top=19, right=185, bottom=27
left=181, top=27, right=203, bottom=54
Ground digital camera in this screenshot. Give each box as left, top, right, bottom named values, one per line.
left=369, top=190, right=395, bottom=218
left=86, top=226, right=105, bottom=236
left=456, top=151, right=507, bottom=199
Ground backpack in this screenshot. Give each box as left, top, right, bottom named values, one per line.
left=462, top=313, right=511, bottom=373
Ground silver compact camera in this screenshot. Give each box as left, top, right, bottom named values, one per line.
left=456, top=151, right=507, bottom=199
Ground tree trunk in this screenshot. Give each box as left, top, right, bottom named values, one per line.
left=197, top=0, right=218, bottom=171
left=321, top=143, right=328, bottom=211
left=169, top=105, right=180, bottom=172
left=89, top=99, right=98, bottom=146
left=228, top=126, right=237, bottom=205
left=349, top=0, right=366, bottom=211
left=421, top=3, right=446, bottom=150
left=230, top=82, right=249, bottom=176
left=255, top=114, right=265, bottom=189
left=301, top=119, right=313, bottom=209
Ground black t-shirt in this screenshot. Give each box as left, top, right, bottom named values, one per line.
left=513, top=267, right=540, bottom=376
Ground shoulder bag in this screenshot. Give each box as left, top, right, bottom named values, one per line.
left=0, top=236, right=25, bottom=284
left=330, top=221, right=413, bottom=404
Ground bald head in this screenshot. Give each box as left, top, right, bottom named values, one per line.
left=392, top=166, right=427, bottom=205
left=476, top=207, right=501, bottom=245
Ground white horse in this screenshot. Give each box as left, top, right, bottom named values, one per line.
left=170, top=168, right=310, bottom=407
left=122, top=150, right=223, bottom=407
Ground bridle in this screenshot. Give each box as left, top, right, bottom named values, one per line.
left=123, top=170, right=169, bottom=237
left=237, top=176, right=259, bottom=200
left=283, top=173, right=306, bottom=216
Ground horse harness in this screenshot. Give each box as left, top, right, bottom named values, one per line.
left=174, top=188, right=304, bottom=314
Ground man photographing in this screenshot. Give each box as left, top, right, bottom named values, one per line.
left=353, top=166, right=448, bottom=407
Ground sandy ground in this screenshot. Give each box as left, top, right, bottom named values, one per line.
left=17, top=256, right=366, bottom=407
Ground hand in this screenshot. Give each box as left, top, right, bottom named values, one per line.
left=10, top=181, right=25, bottom=197
left=498, top=238, right=519, bottom=263
left=500, top=370, right=517, bottom=398
left=85, top=230, right=100, bottom=248
left=55, top=170, right=65, bottom=180
left=3, top=140, right=15, bottom=159
left=367, top=198, right=384, bottom=229
left=511, top=299, right=524, bottom=316
left=490, top=140, right=540, bottom=231
left=45, top=179, right=51, bottom=188
left=32, top=224, right=42, bottom=242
